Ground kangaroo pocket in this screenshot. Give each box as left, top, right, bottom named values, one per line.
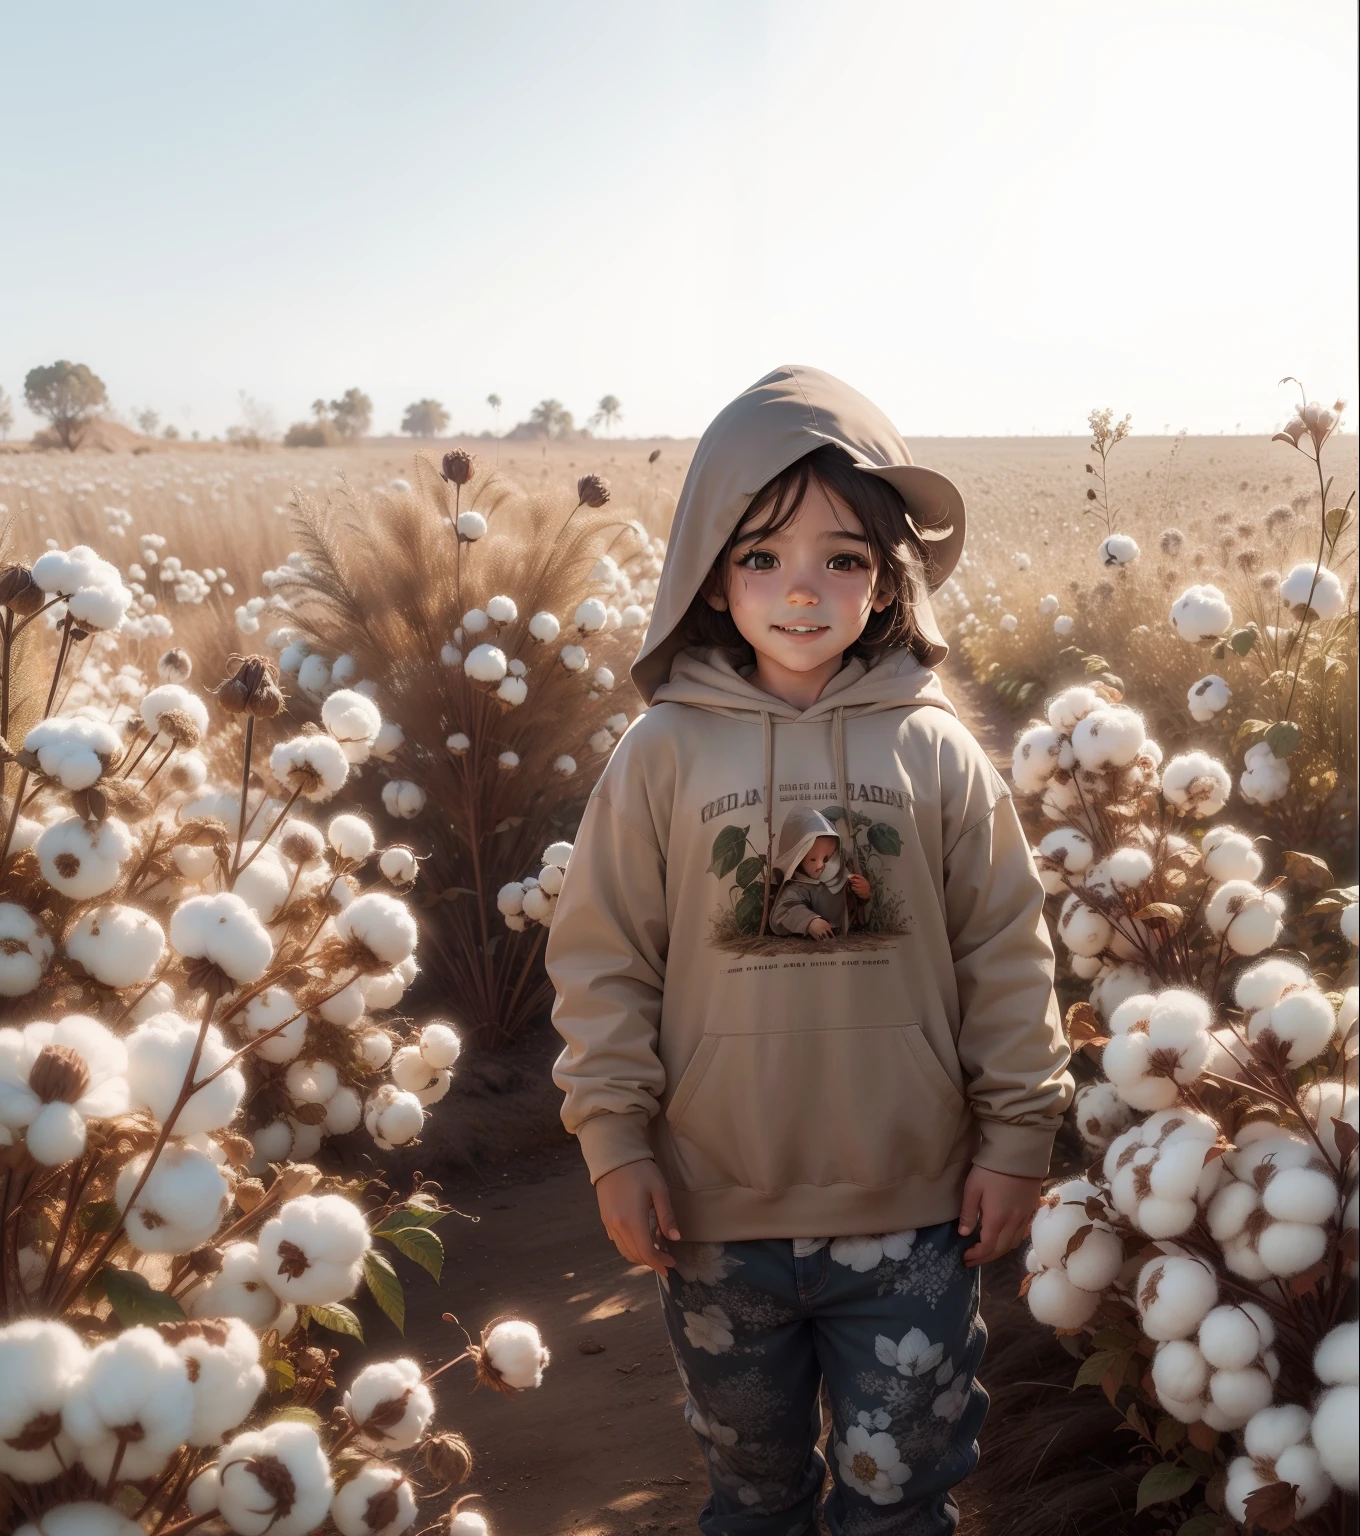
left=662, top=1023, right=967, bottom=1195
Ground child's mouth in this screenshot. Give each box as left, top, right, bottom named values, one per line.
left=773, top=623, right=829, bottom=636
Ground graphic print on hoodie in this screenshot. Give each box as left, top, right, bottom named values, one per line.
left=546, top=365, right=1073, bottom=1243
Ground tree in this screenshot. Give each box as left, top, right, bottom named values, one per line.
left=487, top=393, right=502, bottom=434
left=226, top=391, right=278, bottom=450
left=589, top=395, right=623, bottom=435
left=401, top=399, right=450, bottom=437
left=0, top=386, right=12, bottom=441
left=311, top=398, right=329, bottom=421
left=528, top=398, right=574, bottom=438
left=136, top=407, right=159, bottom=437
left=329, top=387, right=373, bottom=440
left=23, top=360, right=108, bottom=450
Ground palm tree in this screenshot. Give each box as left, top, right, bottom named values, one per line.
left=529, top=399, right=573, bottom=439
left=486, top=393, right=502, bottom=435
left=589, top=395, right=623, bottom=436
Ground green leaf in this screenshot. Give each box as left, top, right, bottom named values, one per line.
left=1176, top=1516, right=1225, bottom=1536
left=1324, top=505, right=1352, bottom=544
left=1155, top=1416, right=1185, bottom=1453
left=1228, top=626, right=1258, bottom=656
left=265, top=1358, right=297, bottom=1394
left=867, top=823, right=902, bottom=857
left=822, top=805, right=846, bottom=822
left=1234, top=717, right=1271, bottom=748
left=100, top=1267, right=186, bottom=1327
left=271, top=1405, right=323, bottom=1427
left=733, top=883, right=765, bottom=933
left=78, top=1199, right=121, bottom=1233
left=303, top=1302, right=364, bottom=1341
left=373, top=1204, right=447, bottom=1235
left=1181, top=1446, right=1218, bottom=1479
left=1073, top=1349, right=1124, bottom=1390
left=381, top=1223, right=444, bottom=1282
left=364, top=1250, right=405, bottom=1333
left=1091, top=1327, right=1139, bottom=1352
left=1136, top=1462, right=1197, bottom=1513
left=734, top=855, right=766, bottom=889
left=1264, top=720, right=1302, bottom=758
left=708, top=824, right=748, bottom=878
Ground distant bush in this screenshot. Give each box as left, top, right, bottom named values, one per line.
left=284, top=418, right=342, bottom=447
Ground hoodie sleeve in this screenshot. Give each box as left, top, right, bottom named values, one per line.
left=940, top=731, right=1073, bottom=1179
left=545, top=789, right=670, bottom=1185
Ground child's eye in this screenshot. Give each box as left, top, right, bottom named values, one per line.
left=737, top=550, right=778, bottom=571
left=827, top=552, right=869, bottom=572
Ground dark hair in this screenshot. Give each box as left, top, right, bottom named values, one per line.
left=679, top=443, right=934, bottom=665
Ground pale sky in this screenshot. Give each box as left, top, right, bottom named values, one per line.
left=2, top=1, right=1356, bottom=440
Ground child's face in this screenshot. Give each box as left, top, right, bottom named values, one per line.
left=798, top=835, right=840, bottom=879
left=707, top=480, right=892, bottom=681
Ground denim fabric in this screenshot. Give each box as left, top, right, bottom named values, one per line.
left=654, top=1220, right=987, bottom=1535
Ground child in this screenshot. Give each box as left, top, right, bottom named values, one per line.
left=767, top=807, right=870, bottom=939
left=546, top=364, right=1072, bottom=1534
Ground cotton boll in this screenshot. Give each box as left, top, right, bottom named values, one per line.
left=328, top=813, right=376, bottom=862
left=1279, top=560, right=1347, bottom=620
left=1234, top=957, right=1309, bottom=1013
left=1064, top=1227, right=1123, bottom=1292
left=1252, top=986, right=1336, bottom=1066
left=1084, top=847, right=1154, bottom=897
left=336, top=891, right=418, bottom=966
left=170, top=891, right=274, bottom=982
left=35, top=815, right=133, bottom=898
left=1161, top=752, right=1233, bottom=817
left=0, top=1319, right=87, bottom=1481
left=242, top=986, right=306, bottom=1063
left=440, top=643, right=463, bottom=668
left=456, top=510, right=487, bottom=541
left=1201, top=826, right=1262, bottom=883
left=169, top=1316, right=266, bottom=1446
left=1209, top=1366, right=1274, bottom=1427
left=62, top=1325, right=195, bottom=1481
left=1071, top=1081, right=1135, bottom=1150
left=118, top=1143, right=230, bottom=1254
left=381, top=779, right=426, bottom=819
left=1259, top=1166, right=1338, bottom=1229
left=288, top=1117, right=324, bottom=1160
left=1257, top=1220, right=1328, bottom=1278
left=522, top=885, right=553, bottom=922
left=481, top=1318, right=550, bottom=1389
left=126, top=1012, right=245, bottom=1134
left=379, top=845, right=418, bottom=885
left=269, top=733, right=350, bottom=803
left=1012, top=724, right=1063, bottom=792
left=1240, top=740, right=1291, bottom=805
left=1274, top=1443, right=1335, bottom=1516
left=1170, top=583, right=1232, bottom=642
left=321, top=689, right=382, bottom=755
left=357, top=967, right=404, bottom=1011
left=1092, top=965, right=1154, bottom=1024
left=1047, top=686, right=1102, bottom=732
left=1224, top=1458, right=1274, bottom=1523
left=257, top=1193, right=370, bottom=1305
left=323, top=1084, right=363, bottom=1135
left=1300, top=1080, right=1357, bottom=1163
left=332, top=1465, right=418, bottom=1536
left=295, top=652, right=332, bottom=700
left=1098, top=534, right=1139, bottom=567
left=1071, top=707, right=1146, bottom=771
left=528, top=610, right=560, bottom=642
left=345, top=1358, right=435, bottom=1449
left=1058, top=894, right=1111, bottom=957
left=1136, top=1255, right=1218, bottom=1340
left=359, top=1030, right=394, bottom=1070
left=215, top=1420, right=334, bottom=1536
left=1038, top=827, right=1094, bottom=886
left=1197, top=1303, right=1273, bottom=1372
left=1030, top=1200, right=1096, bottom=1269
left=1205, top=880, right=1285, bottom=956
left=1026, top=1267, right=1099, bottom=1328
left=1244, top=1403, right=1311, bottom=1463
left=496, top=674, right=528, bottom=707
left=364, top=1083, right=425, bottom=1149
left=463, top=643, right=507, bottom=684
left=0, top=905, right=55, bottom=999
left=211, top=842, right=291, bottom=923
left=285, top=1058, right=339, bottom=1105
left=1313, top=1385, right=1359, bottom=1492
left=420, top=1022, right=462, bottom=1070
left=537, top=862, right=564, bottom=896
left=1187, top=674, right=1232, bottom=723
left=1153, top=1340, right=1210, bottom=1405
left=553, top=753, right=577, bottom=775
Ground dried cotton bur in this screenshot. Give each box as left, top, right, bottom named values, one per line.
left=1013, top=667, right=1358, bottom=1525
left=0, top=538, right=549, bottom=1534
left=271, top=449, right=658, bottom=1047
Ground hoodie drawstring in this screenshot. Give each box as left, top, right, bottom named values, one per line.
left=757, top=709, right=775, bottom=937
left=833, top=705, right=859, bottom=935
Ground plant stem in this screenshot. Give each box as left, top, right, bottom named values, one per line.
left=231, top=714, right=256, bottom=879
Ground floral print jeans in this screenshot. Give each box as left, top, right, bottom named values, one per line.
left=655, top=1221, right=987, bottom=1535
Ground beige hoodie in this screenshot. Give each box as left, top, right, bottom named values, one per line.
left=546, top=366, right=1072, bottom=1241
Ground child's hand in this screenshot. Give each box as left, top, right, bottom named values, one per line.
left=957, top=1165, right=1043, bottom=1268
left=847, top=873, right=871, bottom=899
left=807, top=917, right=834, bottom=940
left=594, top=1159, right=682, bottom=1275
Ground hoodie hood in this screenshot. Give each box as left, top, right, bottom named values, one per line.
left=631, top=364, right=967, bottom=704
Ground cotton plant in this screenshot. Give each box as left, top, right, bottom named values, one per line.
left=0, top=555, right=547, bottom=1533
left=1011, top=675, right=1358, bottom=1527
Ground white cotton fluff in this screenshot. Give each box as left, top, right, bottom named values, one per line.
left=0, top=1015, right=128, bottom=1165
left=1280, top=560, right=1347, bottom=620
left=446, top=732, right=470, bottom=754
left=1011, top=724, right=1063, bottom=793
left=1201, top=826, right=1262, bottom=883
left=24, top=716, right=123, bottom=790
left=328, top=813, right=376, bottom=862
left=420, top=1021, right=462, bottom=1069
left=187, top=1242, right=284, bottom=1330
left=1205, top=880, right=1285, bottom=956
left=462, top=608, right=489, bottom=635
left=456, top=510, right=487, bottom=541
left=1153, top=1339, right=1209, bottom=1412
left=380, top=846, right=419, bottom=885
left=536, top=863, right=565, bottom=897
left=1234, top=957, right=1308, bottom=1013
left=295, top=652, right=332, bottom=701
left=118, top=1142, right=231, bottom=1254
left=360, top=1030, right=394, bottom=1069
left=1161, top=752, right=1232, bottom=817
left=1136, top=1254, right=1218, bottom=1340
left=208, top=842, right=291, bottom=923
left=1058, top=894, right=1111, bottom=958
left=270, top=734, right=350, bottom=802
left=323, top=1083, right=363, bottom=1134
left=1169, top=583, right=1232, bottom=642
left=0, top=902, right=51, bottom=1000
left=1198, top=1302, right=1274, bottom=1370
left=331, top=1465, right=417, bottom=1536
left=440, top=643, right=463, bottom=668
left=1248, top=984, right=1336, bottom=1067
left=497, top=882, right=526, bottom=916
left=554, top=753, right=577, bottom=775
left=1083, top=848, right=1154, bottom=898
left=1261, top=1164, right=1338, bottom=1226
left=1092, top=963, right=1155, bottom=1022
left=140, top=683, right=210, bottom=739
left=450, top=1515, right=490, bottom=1536
left=321, top=690, right=382, bottom=763
left=1313, top=1384, right=1359, bottom=1493
left=170, top=890, right=274, bottom=981
left=1072, top=1081, right=1135, bottom=1150
left=62, top=1325, right=195, bottom=1481
left=1187, top=674, right=1232, bottom=723
left=365, top=1083, right=425, bottom=1149
left=1046, top=687, right=1102, bottom=732
left=464, top=643, right=508, bottom=684
left=1026, top=1267, right=1099, bottom=1328
left=0, top=1320, right=87, bottom=1481
left=126, top=1012, right=245, bottom=1134
left=336, top=891, right=418, bottom=966
left=35, top=815, right=133, bottom=899
left=1072, top=707, right=1146, bottom=771
left=528, top=610, right=561, bottom=642
left=1342, top=902, right=1358, bottom=946
left=205, top=1420, right=334, bottom=1536
left=560, top=643, right=589, bottom=672
left=1098, top=534, right=1139, bottom=567
left=62, top=903, right=164, bottom=989
left=241, top=986, right=306, bottom=1063
left=497, top=750, right=520, bottom=771
left=286, top=1058, right=340, bottom=1104
left=999, top=614, right=1018, bottom=633
left=1239, top=740, right=1290, bottom=806
left=574, top=598, right=608, bottom=632
left=1035, top=827, right=1093, bottom=895
left=345, top=1357, right=436, bottom=1448
left=257, top=1193, right=371, bottom=1305
left=169, top=1316, right=266, bottom=1446
left=391, top=1045, right=451, bottom=1105
left=381, top=779, right=426, bottom=819
left=315, top=975, right=364, bottom=1027
left=482, top=1318, right=550, bottom=1389
left=371, top=721, right=404, bottom=760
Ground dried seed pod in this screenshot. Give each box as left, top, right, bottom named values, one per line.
left=425, top=1431, right=474, bottom=1485
left=441, top=449, right=475, bottom=485
left=0, top=563, right=44, bottom=615
left=576, top=473, right=610, bottom=508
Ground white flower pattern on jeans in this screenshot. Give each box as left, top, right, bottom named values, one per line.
left=829, top=1231, right=917, bottom=1271
left=835, top=1421, right=913, bottom=1505
left=683, top=1304, right=736, bottom=1354
left=874, top=1326, right=945, bottom=1378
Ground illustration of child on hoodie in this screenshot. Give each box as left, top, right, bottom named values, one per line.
left=767, top=806, right=869, bottom=939
left=546, top=364, right=1072, bottom=1533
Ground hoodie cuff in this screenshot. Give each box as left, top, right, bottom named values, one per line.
left=575, top=1111, right=655, bottom=1185
left=972, top=1119, right=1058, bottom=1181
